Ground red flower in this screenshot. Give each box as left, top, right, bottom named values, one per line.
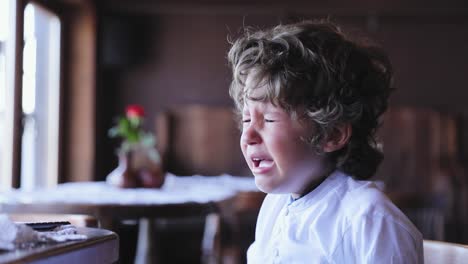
left=126, top=105, right=145, bottom=118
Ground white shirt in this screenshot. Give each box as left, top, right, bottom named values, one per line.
left=247, top=170, right=424, bottom=264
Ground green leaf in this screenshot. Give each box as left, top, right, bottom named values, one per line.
left=118, top=118, right=131, bottom=136
left=140, top=133, right=155, bottom=147
left=146, top=147, right=161, bottom=163
left=108, top=127, right=120, bottom=138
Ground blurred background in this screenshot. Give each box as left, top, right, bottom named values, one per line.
left=0, top=0, right=467, bottom=263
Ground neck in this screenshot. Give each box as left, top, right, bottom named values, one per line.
left=291, top=166, right=335, bottom=199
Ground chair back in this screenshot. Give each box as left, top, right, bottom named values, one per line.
left=155, top=104, right=249, bottom=176
left=155, top=105, right=261, bottom=263
left=377, top=107, right=468, bottom=242
left=423, top=240, right=468, bottom=264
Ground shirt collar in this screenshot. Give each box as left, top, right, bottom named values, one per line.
left=286, top=170, right=348, bottom=212
left=288, top=195, right=300, bottom=205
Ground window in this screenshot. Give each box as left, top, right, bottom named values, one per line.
left=20, top=3, right=61, bottom=190
left=0, top=0, right=62, bottom=190
left=0, top=0, right=16, bottom=190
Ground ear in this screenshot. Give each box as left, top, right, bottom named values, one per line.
left=323, top=123, right=352, bottom=153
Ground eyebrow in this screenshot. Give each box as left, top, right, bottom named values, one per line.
left=243, top=101, right=285, bottom=113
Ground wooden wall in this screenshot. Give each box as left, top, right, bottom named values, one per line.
left=64, top=0, right=468, bottom=245
left=64, top=0, right=97, bottom=182
left=92, top=1, right=468, bottom=183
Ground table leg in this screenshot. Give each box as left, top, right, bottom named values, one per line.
left=201, top=213, right=221, bottom=264
left=134, top=218, right=157, bottom=264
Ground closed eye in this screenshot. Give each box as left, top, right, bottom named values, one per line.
left=242, top=119, right=251, bottom=123
left=265, top=119, right=275, bottom=123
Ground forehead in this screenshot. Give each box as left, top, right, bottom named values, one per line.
left=242, top=99, right=281, bottom=114
left=244, top=71, right=268, bottom=98
left=241, top=70, right=307, bottom=120
left=242, top=70, right=285, bottom=113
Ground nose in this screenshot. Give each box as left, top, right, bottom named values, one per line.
left=241, top=122, right=262, bottom=145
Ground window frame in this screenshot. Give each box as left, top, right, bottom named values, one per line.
left=3, top=0, right=66, bottom=189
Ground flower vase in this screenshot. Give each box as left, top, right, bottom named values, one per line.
left=106, top=151, right=139, bottom=188
left=131, top=145, right=166, bottom=188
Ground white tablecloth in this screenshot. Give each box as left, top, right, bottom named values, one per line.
left=0, top=173, right=258, bottom=205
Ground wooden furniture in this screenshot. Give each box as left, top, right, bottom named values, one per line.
left=376, top=107, right=460, bottom=193
left=156, top=104, right=249, bottom=176
left=376, top=107, right=468, bottom=243
left=387, top=192, right=446, bottom=241
left=155, top=105, right=263, bottom=263
left=8, top=214, right=98, bottom=228
left=226, top=191, right=266, bottom=263
left=0, top=227, right=119, bottom=264
left=423, top=240, right=468, bottom=264
left=0, top=175, right=257, bottom=264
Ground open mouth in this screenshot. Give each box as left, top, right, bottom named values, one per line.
left=251, top=157, right=274, bottom=168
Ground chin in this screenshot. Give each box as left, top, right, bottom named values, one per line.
left=254, top=177, right=269, bottom=193
left=254, top=176, right=281, bottom=194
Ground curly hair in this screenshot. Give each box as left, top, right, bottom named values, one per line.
left=227, top=20, right=393, bottom=180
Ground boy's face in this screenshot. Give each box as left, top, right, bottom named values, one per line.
left=240, top=78, right=330, bottom=196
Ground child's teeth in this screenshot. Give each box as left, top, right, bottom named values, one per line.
left=259, top=160, right=273, bottom=168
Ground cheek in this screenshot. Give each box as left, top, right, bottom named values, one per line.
left=264, top=133, right=294, bottom=164
left=270, top=133, right=310, bottom=163
left=240, top=136, right=248, bottom=157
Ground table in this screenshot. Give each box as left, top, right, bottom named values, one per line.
left=0, top=227, right=119, bottom=264
left=0, top=173, right=258, bottom=263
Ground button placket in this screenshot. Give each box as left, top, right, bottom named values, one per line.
left=273, top=207, right=288, bottom=263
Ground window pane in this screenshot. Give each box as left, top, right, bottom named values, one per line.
left=0, top=0, right=16, bottom=190
left=0, top=40, right=6, bottom=186
left=20, top=3, right=61, bottom=190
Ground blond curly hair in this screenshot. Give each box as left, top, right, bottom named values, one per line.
left=228, top=20, right=393, bottom=180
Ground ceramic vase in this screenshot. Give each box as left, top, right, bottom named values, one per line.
left=106, top=146, right=165, bottom=188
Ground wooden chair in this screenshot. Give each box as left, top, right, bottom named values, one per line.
left=424, top=240, right=468, bottom=264
left=156, top=104, right=249, bottom=176
left=387, top=192, right=447, bottom=241
left=226, top=191, right=265, bottom=263
left=376, top=107, right=468, bottom=242
left=155, top=104, right=263, bottom=264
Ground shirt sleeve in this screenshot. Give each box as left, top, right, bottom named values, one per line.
left=246, top=240, right=262, bottom=263
left=334, top=212, right=424, bottom=264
